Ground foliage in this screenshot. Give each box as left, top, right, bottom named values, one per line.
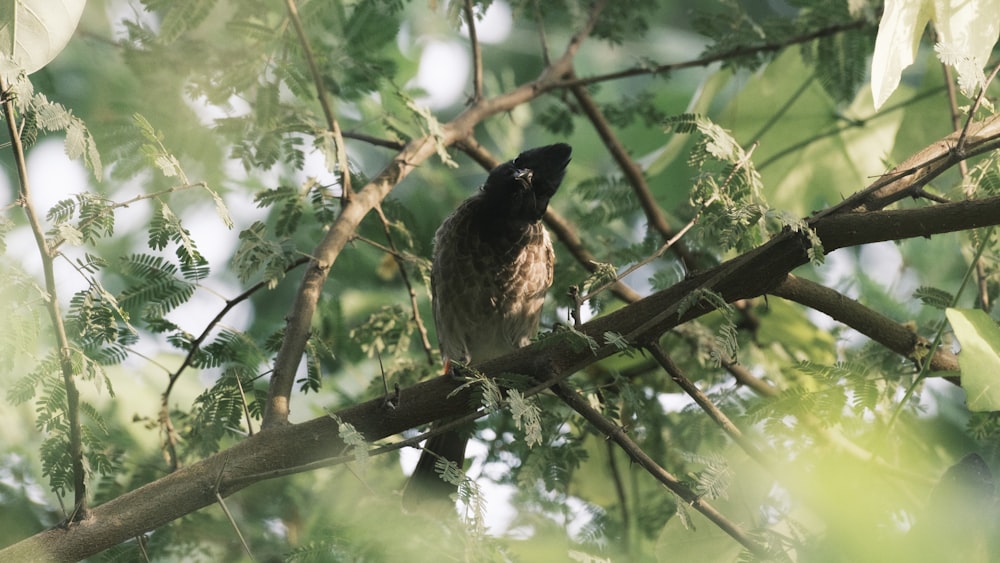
left=1, top=0, right=1000, bottom=562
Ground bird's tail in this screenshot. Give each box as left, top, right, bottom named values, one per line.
left=402, top=426, right=469, bottom=508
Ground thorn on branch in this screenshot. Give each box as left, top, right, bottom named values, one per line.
left=382, top=383, right=401, bottom=411
left=568, top=285, right=583, bottom=329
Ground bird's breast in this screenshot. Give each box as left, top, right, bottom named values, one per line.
left=431, top=199, right=555, bottom=364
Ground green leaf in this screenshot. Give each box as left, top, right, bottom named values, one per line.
left=508, top=390, right=542, bottom=448
left=945, top=308, right=1000, bottom=411
left=914, top=286, right=954, bottom=309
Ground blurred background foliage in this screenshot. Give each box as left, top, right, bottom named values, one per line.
left=1, top=0, right=999, bottom=561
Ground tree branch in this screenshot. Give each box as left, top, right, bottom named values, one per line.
left=567, top=74, right=697, bottom=270
left=373, top=205, right=435, bottom=365
left=463, top=0, right=484, bottom=102
left=2, top=77, right=88, bottom=518
left=645, top=343, right=775, bottom=470
left=548, top=380, right=772, bottom=557
left=283, top=0, right=352, bottom=200
left=810, top=114, right=1000, bottom=220
left=771, top=274, right=959, bottom=373
left=557, top=20, right=868, bottom=88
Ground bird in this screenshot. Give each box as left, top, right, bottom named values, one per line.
left=404, top=143, right=572, bottom=505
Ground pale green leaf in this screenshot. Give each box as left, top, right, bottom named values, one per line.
left=933, top=0, right=1000, bottom=96
left=871, top=0, right=932, bottom=109
left=872, top=0, right=1000, bottom=109
left=0, top=0, right=86, bottom=75
left=945, top=307, right=1000, bottom=412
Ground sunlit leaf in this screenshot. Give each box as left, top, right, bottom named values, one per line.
left=0, top=0, right=86, bottom=75
left=945, top=307, right=1000, bottom=411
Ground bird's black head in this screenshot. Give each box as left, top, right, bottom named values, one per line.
left=480, top=143, right=572, bottom=223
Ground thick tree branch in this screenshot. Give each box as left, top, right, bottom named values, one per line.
left=813, top=197, right=1000, bottom=250
left=772, top=274, right=959, bottom=373
left=811, top=113, right=1000, bottom=220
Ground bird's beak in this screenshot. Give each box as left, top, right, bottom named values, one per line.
left=514, top=168, right=533, bottom=189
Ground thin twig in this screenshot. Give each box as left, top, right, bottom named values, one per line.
left=234, top=374, right=256, bottom=437
left=578, top=207, right=702, bottom=304
left=342, top=131, right=405, bottom=150
left=463, top=0, right=484, bottom=102
left=746, top=74, right=815, bottom=147
left=758, top=87, right=944, bottom=172
left=1, top=76, right=88, bottom=518
left=719, top=356, right=776, bottom=396
left=606, top=440, right=631, bottom=550
left=164, top=256, right=310, bottom=399
left=568, top=74, right=697, bottom=271
left=956, top=61, right=1000, bottom=154
left=558, top=20, right=867, bottom=88
left=581, top=141, right=756, bottom=305
left=213, top=459, right=255, bottom=561
left=947, top=59, right=999, bottom=312
left=548, top=380, right=773, bottom=558
left=373, top=206, right=435, bottom=365
left=938, top=47, right=968, bottom=177
left=284, top=0, right=353, bottom=201
left=158, top=256, right=309, bottom=467
left=49, top=182, right=206, bottom=251
left=887, top=224, right=994, bottom=429
left=646, top=343, right=775, bottom=471
left=532, top=0, right=552, bottom=66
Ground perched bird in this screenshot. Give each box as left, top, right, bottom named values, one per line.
left=405, top=143, right=572, bottom=504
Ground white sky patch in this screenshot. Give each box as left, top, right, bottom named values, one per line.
left=461, top=2, right=513, bottom=44
left=413, top=40, right=471, bottom=109
left=859, top=241, right=906, bottom=293
left=26, top=138, right=89, bottom=213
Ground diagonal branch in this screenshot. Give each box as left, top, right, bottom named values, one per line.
left=567, top=75, right=697, bottom=270
left=284, top=0, right=353, bottom=201
left=159, top=256, right=310, bottom=469
left=2, top=77, right=88, bottom=518
left=771, top=274, right=959, bottom=373
left=548, top=380, right=772, bottom=557
left=645, top=343, right=775, bottom=470
left=373, top=205, right=435, bottom=365
left=810, top=114, right=1000, bottom=219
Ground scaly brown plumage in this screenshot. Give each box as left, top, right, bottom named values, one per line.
left=404, top=143, right=572, bottom=505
